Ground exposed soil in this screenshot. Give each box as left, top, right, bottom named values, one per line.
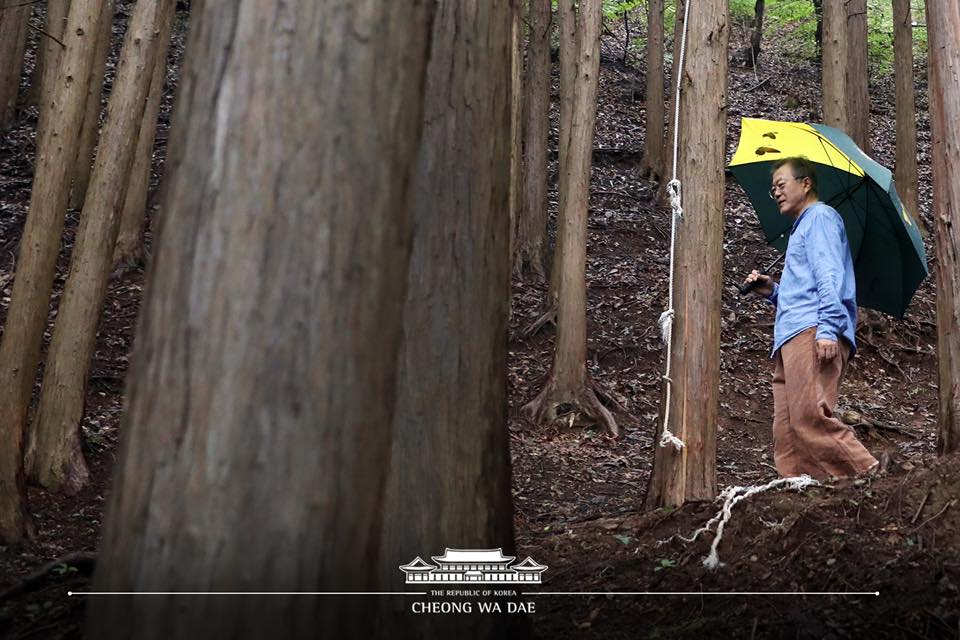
left=1, top=6, right=957, bottom=640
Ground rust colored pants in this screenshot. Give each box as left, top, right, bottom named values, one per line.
left=772, top=327, right=877, bottom=480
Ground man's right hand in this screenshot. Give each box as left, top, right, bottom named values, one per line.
left=743, top=270, right=775, bottom=297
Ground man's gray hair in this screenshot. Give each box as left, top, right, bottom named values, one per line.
left=773, top=156, right=819, bottom=198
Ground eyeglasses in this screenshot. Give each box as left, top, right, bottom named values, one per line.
left=769, top=176, right=805, bottom=199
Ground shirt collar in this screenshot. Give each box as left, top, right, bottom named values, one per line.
left=790, top=200, right=823, bottom=234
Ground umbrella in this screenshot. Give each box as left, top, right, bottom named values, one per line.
left=728, top=117, right=928, bottom=318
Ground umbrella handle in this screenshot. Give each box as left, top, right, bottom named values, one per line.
left=738, top=273, right=767, bottom=295
left=738, top=252, right=785, bottom=295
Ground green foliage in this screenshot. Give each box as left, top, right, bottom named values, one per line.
left=52, top=563, right=79, bottom=576
left=603, top=0, right=644, bottom=19
left=653, top=558, right=677, bottom=571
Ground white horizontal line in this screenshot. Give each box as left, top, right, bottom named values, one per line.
left=68, top=592, right=427, bottom=596
left=67, top=590, right=879, bottom=597
left=529, top=591, right=880, bottom=596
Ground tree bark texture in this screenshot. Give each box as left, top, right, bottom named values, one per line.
left=657, top=0, right=686, bottom=199
left=892, top=0, right=919, bottom=225
left=927, top=0, right=960, bottom=455
left=378, top=3, right=514, bottom=637
left=516, top=0, right=552, bottom=278
left=822, top=0, right=847, bottom=130
left=647, top=0, right=727, bottom=508
left=553, top=0, right=601, bottom=397
left=0, top=1, right=32, bottom=128
left=27, top=0, right=169, bottom=496
left=113, top=1, right=175, bottom=267
left=845, top=0, right=870, bottom=153
left=549, top=0, right=577, bottom=303
left=68, top=0, right=114, bottom=210
left=0, top=0, right=106, bottom=545
left=86, top=1, right=434, bottom=637
left=640, top=0, right=665, bottom=179
left=508, top=0, right=523, bottom=265
left=30, top=0, right=71, bottom=108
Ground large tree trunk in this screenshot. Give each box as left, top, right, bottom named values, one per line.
left=525, top=0, right=616, bottom=436
left=845, top=0, right=870, bottom=153
left=26, top=0, right=170, bottom=496
left=0, top=0, right=106, bottom=546
left=892, top=0, right=919, bottom=226
left=86, top=1, right=434, bottom=637
left=515, top=0, right=552, bottom=278
left=0, top=1, right=32, bottom=129
left=927, top=0, right=960, bottom=456
left=639, top=0, right=665, bottom=180
left=68, top=0, right=114, bottom=210
left=646, top=0, right=727, bottom=508
left=27, top=0, right=71, bottom=108
left=821, top=0, right=847, bottom=130
left=112, top=1, right=175, bottom=268
left=379, top=2, right=514, bottom=637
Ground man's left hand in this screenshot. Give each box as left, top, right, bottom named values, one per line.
left=816, top=338, right=838, bottom=363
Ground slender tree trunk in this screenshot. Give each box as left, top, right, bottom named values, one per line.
left=845, top=0, right=870, bottom=152
left=893, top=0, right=919, bottom=226
left=549, top=0, right=577, bottom=305
left=113, top=2, right=175, bottom=267
left=746, top=0, right=764, bottom=65
left=0, top=1, right=32, bottom=128
left=26, top=0, right=168, bottom=496
left=509, top=0, right=523, bottom=266
left=86, top=1, right=434, bottom=637
left=646, top=0, right=727, bottom=508
left=822, top=0, right=847, bottom=130
left=525, top=0, right=616, bottom=436
left=68, top=0, right=114, bottom=210
left=927, top=0, right=960, bottom=456
left=0, top=0, right=106, bottom=546
left=657, top=0, right=686, bottom=201
left=27, top=0, right=71, bottom=108
left=813, top=0, right=823, bottom=55
left=640, top=0, right=665, bottom=179
left=379, top=3, right=514, bottom=637
left=515, top=0, right=552, bottom=278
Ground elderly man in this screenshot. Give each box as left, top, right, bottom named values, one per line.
left=743, top=156, right=878, bottom=480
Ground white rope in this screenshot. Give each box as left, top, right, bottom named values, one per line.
left=675, top=476, right=819, bottom=569
left=657, top=0, right=692, bottom=451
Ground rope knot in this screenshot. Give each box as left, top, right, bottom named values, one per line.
left=657, top=309, right=674, bottom=346
left=666, top=179, right=683, bottom=219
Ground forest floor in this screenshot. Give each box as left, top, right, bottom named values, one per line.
left=1, top=6, right=958, bottom=640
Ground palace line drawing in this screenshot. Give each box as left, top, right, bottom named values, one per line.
left=399, top=548, right=548, bottom=584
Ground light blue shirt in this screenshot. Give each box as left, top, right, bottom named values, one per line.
left=766, top=201, right=857, bottom=357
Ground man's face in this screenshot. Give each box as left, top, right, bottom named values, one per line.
left=770, top=165, right=810, bottom=218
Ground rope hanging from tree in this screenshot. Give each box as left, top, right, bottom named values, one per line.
left=657, top=0, right=692, bottom=451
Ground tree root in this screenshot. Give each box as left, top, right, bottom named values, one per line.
left=523, top=304, right=557, bottom=339
left=839, top=409, right=919, bottom=439
left=522, top=373, right=619, bottom=437
left=0, top=551, right=96, bottom=601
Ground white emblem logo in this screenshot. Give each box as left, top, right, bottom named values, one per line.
left=399, top=548, right=547, bottom=584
